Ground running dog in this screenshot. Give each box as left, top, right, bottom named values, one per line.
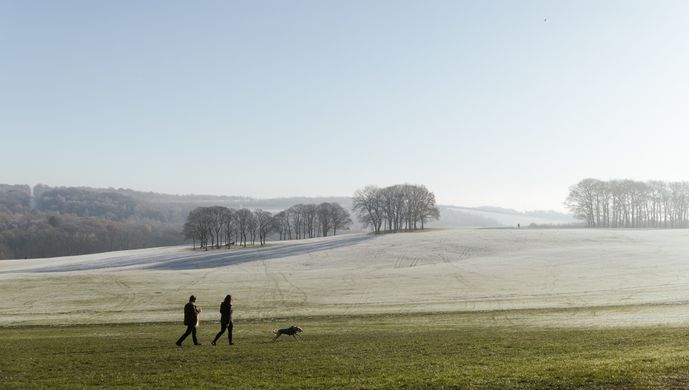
left=272, top=325, right=303, bottom=342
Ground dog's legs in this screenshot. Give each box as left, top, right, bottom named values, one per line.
left=272, top=333, right=281, bottom=342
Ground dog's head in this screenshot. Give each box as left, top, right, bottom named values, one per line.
left=293, top=325, right=303, bottom=333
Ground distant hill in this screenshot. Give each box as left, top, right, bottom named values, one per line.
left=434, top=205, right=575, bottom=227
left=31, top=184, right=352, bottom=224
left=0, top=183, right=574, bottom=259
left=0, top=184, right=356, bottom=260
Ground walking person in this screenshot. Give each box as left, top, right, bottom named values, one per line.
left=176, top=295, right=202, bottom=346
left=212, top=294, right=234, bottom=345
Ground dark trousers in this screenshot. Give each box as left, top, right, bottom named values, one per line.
left=213, top=321, right=233, bottom=344
left=176, top=325, right=198, bottom=345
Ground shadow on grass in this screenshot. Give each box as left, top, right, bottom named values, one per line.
left=20, top=234, right=375, bottom=273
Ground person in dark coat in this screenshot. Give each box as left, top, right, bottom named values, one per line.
left=212, top=294, right=233, bottom=345
left=176, top=295, right=202, bottom=346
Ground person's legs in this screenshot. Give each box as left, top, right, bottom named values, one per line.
left=191, top=326, right=200, bottom=345
left=176, top=325, right=193, bottom=345
left=228, top=322, right=233, bottom=345
left=213, top=323, right=227, bottom=345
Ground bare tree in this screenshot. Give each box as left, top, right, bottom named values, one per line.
left=316, top=202, right=334, bottom=237
left=247, top=211, right=258, bottom=246
left=418, top=189, right=440, bottom=229
left=565, top=179, right=599, bottom=227
left=221, top=207, right=236, bottom=247
left=303, top=204, right=317, bottom=238
left=206, top=206, right=228, bottom=249
left=288, top=204, right=304, bottom=239
left=254, top=209, right=273, bottom=246
left=330, top=203, right=352, bottom=235
left=183, top=207, right=212, bottom=250
left=235, top=208, right=252, bottom=247
left=352, top=186, right=384, bottom=233
left=273, top=210, right=291, bottom=240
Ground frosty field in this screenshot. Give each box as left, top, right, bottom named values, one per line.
left=2, top=228, right=689, bottom=327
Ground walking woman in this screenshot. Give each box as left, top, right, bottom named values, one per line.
left=211, top=294, right=233, bottom=345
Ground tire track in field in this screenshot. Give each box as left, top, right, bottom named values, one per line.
left=280, top=273, right=308, bottom=306
left=257, top=259, right=286, bottom=318
left=110, top=276, right=137, bottom=319
left=394, top=255, right=417, bottom=269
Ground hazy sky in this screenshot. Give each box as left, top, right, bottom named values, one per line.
left=2, top=1, right=689, bottom=211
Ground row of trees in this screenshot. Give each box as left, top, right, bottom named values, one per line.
left=273, top=203, right=351, bottom=240
left=566, top=178, right=689, bottom=228
left=183, top=203, right=352, bottom=249
left=352, top=184, right=439, bottom=233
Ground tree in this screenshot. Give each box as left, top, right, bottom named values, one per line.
left=316, top=203, right=334, bottom=237
left=254, top=209, right=273, bottom=246
left=246, top=211, right=258, bottom=246
left=235, top=208, right=252, bottom=247
left=273, top=211, right=291, bottom=240
left=207, top=206, right=228, bottom=249
left=352, top=186, right=384, bottom=233
left=221, top=207, right=236, bottom=247
left=418, top=189, right=440, bottom=229
left=330, top=203, right=352, bottom=235
left=184, top=207, right=211, bottom=250
left=565, top=179, right=599, bottom=227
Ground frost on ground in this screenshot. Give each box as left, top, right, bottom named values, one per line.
left=2, top=229, right=689, bottom=327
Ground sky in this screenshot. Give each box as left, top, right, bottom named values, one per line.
left=2, top=1, right=689, bottom=212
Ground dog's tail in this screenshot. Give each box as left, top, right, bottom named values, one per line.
left=272, top=329, right=278, bottom=334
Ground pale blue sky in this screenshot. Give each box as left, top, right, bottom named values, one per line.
left=2, top=1, right=689, bottom=211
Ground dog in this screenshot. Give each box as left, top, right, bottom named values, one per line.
left=272, top=325, right=303, bottom=342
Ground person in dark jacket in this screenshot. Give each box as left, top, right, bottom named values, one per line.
left=176, top=295, right=202, bottom=346
left=211, top=294, right=233, bottom=345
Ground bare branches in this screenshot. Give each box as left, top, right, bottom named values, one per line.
left=183, top=201, right=352, bottom=249
left=255, top=209, right=273, bottom=246
left=566, top=179, right=689, bottom=228
left=353, top=184, right=439, bottom=233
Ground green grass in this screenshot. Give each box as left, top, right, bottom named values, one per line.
left=3, top=312, right=689, bottom=389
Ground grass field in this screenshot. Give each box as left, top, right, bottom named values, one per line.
left=4, top=229, right=689, bottom=388
left=4, top=229, right=689, bottom=327
left=3, top=311, right=689, bottom=389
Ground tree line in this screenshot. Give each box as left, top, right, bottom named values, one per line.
left=183, top=202, right=352, bottom=250
left=273, top=203, right=351, bottom=240
left=0, top=185, right=182, bottom=259
left=566, top=178, right=689, bottom=228
left=352, top=184, right=439, bottom=233
left=0, top=212, right=181, bottom=260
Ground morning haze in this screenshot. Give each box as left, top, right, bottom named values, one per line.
left=3, top=1, right=689, bottom=388
left=3, top=1, right=689, bottom=210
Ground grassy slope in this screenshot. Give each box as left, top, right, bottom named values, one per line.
left=3, top=312, right=689, bottom=389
